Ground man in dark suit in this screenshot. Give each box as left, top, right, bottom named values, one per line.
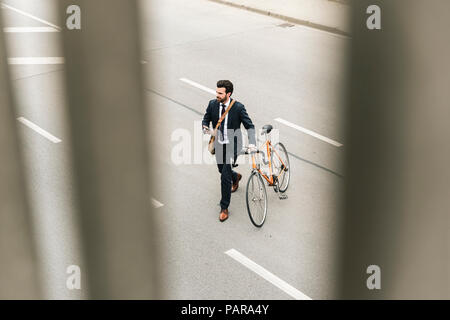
left=202, top=80, right=257, bottom=222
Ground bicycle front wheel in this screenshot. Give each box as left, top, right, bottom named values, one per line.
left=246, top=171, right=268, bottom=227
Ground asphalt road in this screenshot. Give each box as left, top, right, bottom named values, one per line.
left=2, top=0, right=348, bottom=299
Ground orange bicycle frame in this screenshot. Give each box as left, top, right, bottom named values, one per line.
left=251, top=140, right=287, bottom=186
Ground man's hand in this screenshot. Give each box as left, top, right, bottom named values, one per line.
left=248, top=144, right=257, bottom=153
left=202, top=125, right=211, bottom=135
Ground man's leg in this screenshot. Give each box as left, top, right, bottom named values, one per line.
left=230, top=134, right=239, bottom=183
left=217, top=162, right=235, bottom=185
left=220, top=162, right=233, bottom=210
left=231, top=170, right=238, bottom=184
left=215, top=143, right=230, bottom=210
left=216, top=142, right=224, bottom=174
left=229, top=145, right=239, bottom=186
left=221, top=144, right=234, bottom=210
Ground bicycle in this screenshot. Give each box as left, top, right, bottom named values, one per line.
left=241, top=124, right=290, bottom=227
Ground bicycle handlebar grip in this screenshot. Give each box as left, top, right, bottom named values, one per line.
left=241, top=148, right=259, bottom=155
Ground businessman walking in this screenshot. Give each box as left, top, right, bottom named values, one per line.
left=202, top=80, right=257, bottom=222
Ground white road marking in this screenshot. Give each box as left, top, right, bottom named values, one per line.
left=180, top=78, right=216, bottom=95
left=1, top=3, right=61, bottom=31
left=151, top=198, right=164, bottom=208
left=295, top=23, right=351, bottom=40
left=274, top=117, right=343, bottom=147
left=8, top=57, right=65, bottom=65
left=17, top=117, right=62, bottom=143
left=225, top=248, right=312, bottom=300
left=3, top=27, right=59, bottom=33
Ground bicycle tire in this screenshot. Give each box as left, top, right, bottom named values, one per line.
left=272, top=142, right=290, bottom=193
left=246, top=170, right=268, bottom=227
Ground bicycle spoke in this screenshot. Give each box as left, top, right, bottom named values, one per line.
left=257, top=199, right=265, bottom=216
left=278, top=168, right=286, bottom=185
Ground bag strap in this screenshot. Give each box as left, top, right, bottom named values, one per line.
left=214, top=99, right=235, bottom=130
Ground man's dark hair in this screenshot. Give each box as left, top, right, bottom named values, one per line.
left=217, top=80, right=233, bottom=96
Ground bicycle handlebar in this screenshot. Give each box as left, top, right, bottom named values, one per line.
left=240, top=147, right=260, bottom=155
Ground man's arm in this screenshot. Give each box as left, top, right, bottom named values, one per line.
left=239, top=104, right=256, bottom=146
left=202, top=102, right=212, bottom=131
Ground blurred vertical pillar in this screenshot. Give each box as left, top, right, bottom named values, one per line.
left=0, top=14, right=41, bottom=299
left=339, top=0, right=450, bottom=298
left=58, top=0, right=159, bottom=298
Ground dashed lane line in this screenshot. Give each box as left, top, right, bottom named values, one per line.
left=225, top=249, right=312, bottom=300
left=8, top=57, right=65, bottom=65
left=17, top=117, right=62, bottom=143
left=1, top=3, right=61, bottom=31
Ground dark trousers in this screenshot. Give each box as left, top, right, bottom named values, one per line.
left=215, top=143, right=238, bottom=210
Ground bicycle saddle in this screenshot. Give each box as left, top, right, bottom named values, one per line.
left=261, top=124, right=273, bottom=135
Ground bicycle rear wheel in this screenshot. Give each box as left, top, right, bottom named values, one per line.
left=246, top=171, right=268, bottom=227
left=272, top=142, right=290, bottom=193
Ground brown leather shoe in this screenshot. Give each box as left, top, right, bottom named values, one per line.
left=231, top=173, right=242, bottom=193
left=219, top=209, right=229, bottom=222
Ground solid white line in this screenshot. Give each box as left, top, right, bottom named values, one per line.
left=17, top=117, right=62, bottom=143
left=1, top=3, right=61, bottom=31
left=180, top=78, right=216, bottom=95
left=151, top=198, right=164, bottom=208
left=295, top=23, right=351, bottom=40
left=8, top=57, right=65, bottom=65
left=3, top=27, right=59, bottom=33
left=274, top=117, right=343, bottom=147
left=225, top=248, right=312, bottom=300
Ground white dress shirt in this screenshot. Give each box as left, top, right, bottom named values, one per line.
left=218, top=98, right=231, bottom=144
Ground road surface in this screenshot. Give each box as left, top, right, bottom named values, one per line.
left=2, top=0, right=348, bottom=299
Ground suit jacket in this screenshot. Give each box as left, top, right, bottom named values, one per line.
left=202, top=98, right=256, bottom=157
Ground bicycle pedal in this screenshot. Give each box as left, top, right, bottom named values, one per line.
left=278, top=194, right=288, bottom=200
